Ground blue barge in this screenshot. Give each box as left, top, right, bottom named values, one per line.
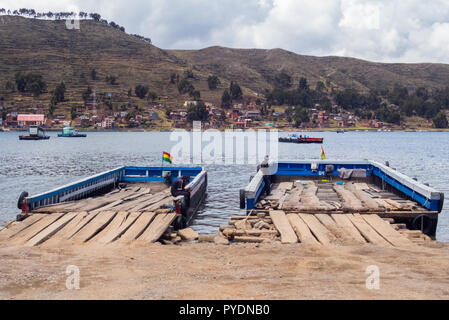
left=18, top=166, right=207, bottom=230
left=240, top=160, right=444, bottom=237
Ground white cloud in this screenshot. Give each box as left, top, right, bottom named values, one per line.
left=1, top=0, right=449, bottom=63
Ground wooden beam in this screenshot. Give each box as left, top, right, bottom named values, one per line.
left=269, top=210, right=298, bottom=244
left=286, top=214, right=319, bottom=244
left=346, top=214, right=391, bottom=246
left=0, top=214, right=46, bottom=241
left=298, top=213, right=338, bottom=245
left=70, top=211, right=117, bottom=243
left=25, top=212, right=78, bottom=246
left=331, top=214, right=366, bottom=244
left=361, top=214, right=413, bottom=248
left=117, top=211, right=156, bottom=242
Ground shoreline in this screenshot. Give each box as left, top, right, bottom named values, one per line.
left=3, top=127, right=449, bottom=133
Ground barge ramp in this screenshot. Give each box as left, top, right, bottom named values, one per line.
left=0, top=166, right=207, bottom=247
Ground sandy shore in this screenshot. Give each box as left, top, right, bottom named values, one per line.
left=1, top=241, right=449, bottom=300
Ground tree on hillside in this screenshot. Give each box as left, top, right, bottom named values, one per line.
left=274, top=72, right=292, bottom=89
left=82, top=86, right=92, bottom=102
left=148, top=91, right=158, bottom=101
left=52, top=82, right=66, bottom=103
left=433, top=111, right=448, bottom=128
left=135, top=85, right=149, bottom=99
left=127, top=88, right=132, bottom=97
left=207, top=75, right=221, bottom=90
left=190, top=90, right=201, bottom=101
left=105, top=75, right=118, bottom=85
left=91, top=69, right=97, bottom=80
left=4, top=81, right=15, bottom=92
left=70, top=106, right=77, bottom=120
left=221, top=90, right=232, bottom=109
left=14, top=72, right=46, bottom=96
left=177, top=78, right=194, bottom=95
left=294, top=107, right=310, bottom=128
left=89, top=13, right=101, bottom=21
left=229, top=81, right=242, bottom=100
left=184, top=70, right=194, bottom=79
left=298, top=77, right=309, bottom=91
left=169, top=73, right=178, bottom=84
left=187, top=102, right=209, bottom=122
left=315, top=81, right=325, bottom=92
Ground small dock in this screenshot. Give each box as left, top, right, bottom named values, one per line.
left=1, top=166, right=208, bottom=247
left=231, top=160, right=444, bottom=247
left=220, top=210, right=432, bottom=247
left=0, top=186, right=178, bottom=246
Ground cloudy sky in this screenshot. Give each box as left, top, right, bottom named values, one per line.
left=2, top=0, right=449, bottom=64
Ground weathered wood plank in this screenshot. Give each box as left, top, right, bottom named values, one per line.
left=346, top=214, right=391, bottom=246
left=345, top=182, right=382, bottom=211
left=42, top=212, right=90, bottom=245
left=269, top=210, right=298, bottom=243
left=361, top=214, right=413, bottom=248
left=71, top=211, right=117, bottom=243
left=8, top=213, right=64, bottom=245
left=265, top=182, right=293, bottom=201
left=315, top=213, right=358, bottom=244
left=331, top=214, right=366, bottom=244
left=333, top=185, right=367, bottom=212
left=25, top=212, right=78, bottom=246
left=281, top=185, right=304, bottom=210
left=102, top=212, right=142, bottom=243
left=117, top=212, right=156, bottom=242
left=0, top=214, right=47, bottom=241
left=137, top=213, right=177, bottom=243
left=286, top=214, right=319, bottom=244
left=298, top=213, right=337, bottom=245
left=89, top=211, right=129, bottom=244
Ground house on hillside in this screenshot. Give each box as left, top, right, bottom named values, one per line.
left=17, top=114, right=46, bottom=127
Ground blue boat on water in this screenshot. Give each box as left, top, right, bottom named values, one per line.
left=17, top=166, right=207, bottom=231
left=240, top=160, right=444, bottom=237
left=58, top=127, right=87, bottom=138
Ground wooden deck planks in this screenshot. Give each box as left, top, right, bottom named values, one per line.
left=89, top=211, right=129, bottom=244
left=137, top=213, right=177, bottom=243
left=25, top=212, right=78, bottom=246
left=346, top=214, right=391, bottom=246
left=333, top=185, right=367, bottom=212
left=281, top=185, right=304, bottom=210
left=97, top=211, right=142, bottom=243
left=265, top=182, right=293, bottom=201
left=361, top=214, right=413, bottom=248
left=117, top=212, right=156, bottom=242
left=7, top=213, right=65, bottom=245
left=315, top=213, right=359, bottom=244
left=286, top=214, right=319, bottom=244
left=70, top=211, right=117, bottom=243
left=0, top=214, right=47, bottom=241
left=269, top=210, right=298, bottom=243
left=42, top=212, right=90, bottom=245
left=331, top=214, right=366, bottom=244
left=298, top=213, right=338, bottom=245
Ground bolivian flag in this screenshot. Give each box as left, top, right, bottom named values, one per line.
left=320, top=146, right=326, bottom=160
left=163, top=151, right=172, bottom=164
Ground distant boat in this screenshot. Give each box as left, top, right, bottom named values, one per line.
left=336, top=129, right=345, bottom=133
left=19, top=126, right=50, bottom=140
left=58, top=127, right=87, bottom=138
left=279, top=134, right=323, bottom=144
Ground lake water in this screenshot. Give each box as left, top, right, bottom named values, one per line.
left=0, top=131, right=448, bottom=241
